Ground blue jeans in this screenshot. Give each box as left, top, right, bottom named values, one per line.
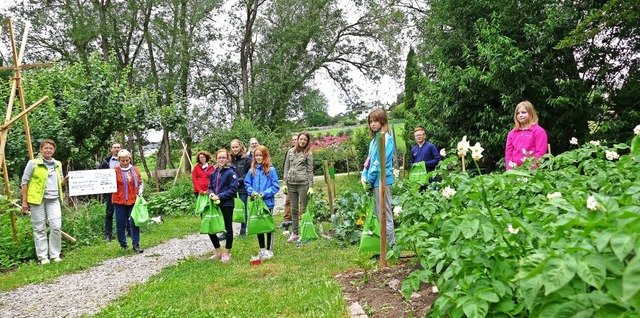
left=238, top=192, right=249, bottom=232
left=114, top=204, right=141, bottom=248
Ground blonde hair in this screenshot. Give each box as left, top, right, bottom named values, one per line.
left=513, top=101, right=539, bottom=130
left=230, top=139, right=247, bottom=159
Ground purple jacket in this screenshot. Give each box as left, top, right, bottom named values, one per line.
left=505, top=124, right=548, bottom=170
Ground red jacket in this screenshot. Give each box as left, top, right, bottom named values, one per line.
left=112, top=166, right=142, bottom=206
left=192, top=163, right=215, bottom=194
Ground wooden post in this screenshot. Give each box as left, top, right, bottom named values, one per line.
left=323, top=160, right=334, bottom=214
left=461, top=156, right=466, bottom=172
left=378, top=132, right=388, bottom=267
left=154, top=167, right=160, bottom=192
left=329, top=162, right=338, bottom=198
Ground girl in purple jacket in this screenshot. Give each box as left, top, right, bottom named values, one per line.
left=505, top=101, right=548, bottom=170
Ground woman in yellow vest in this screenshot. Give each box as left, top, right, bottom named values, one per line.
left=21, top=139, right=67, bottom=265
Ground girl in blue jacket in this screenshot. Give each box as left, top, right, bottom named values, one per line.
left=361, top=108, right=396, bottom=248
left=244, top=145, right=280, bottom=260
left=208, top=149, right=239, bottom=263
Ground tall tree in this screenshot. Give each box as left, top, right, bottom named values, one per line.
left=407, top=0, right=598, bottom=168
left=403, top=47, right=418, bottom=111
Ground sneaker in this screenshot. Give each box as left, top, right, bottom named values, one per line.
left=220, top=253, right=232, bottom=263
left=258, top=249, right=273, bottom=260
left=218, top=233, right=227, bottom=241
left=287, top=234, right=300, bottom=242
left=133, top=246, right=144, bottom=254
left=52, top=257, right=62, bottom=263
left=105, top=235, right=112, bottom=243
left=239, top=230, right=246, bottom=238
left=121, top=246, right=128, bottom=250
left=40, top=259, right=50, bottom=265
left=209, top=254, right=221, bottom=260
left=281, top=221, right=292, bottom=230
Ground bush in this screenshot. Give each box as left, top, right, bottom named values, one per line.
left=147, top=176, right=195, bottom=217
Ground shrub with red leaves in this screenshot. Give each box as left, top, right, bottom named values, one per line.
left=310, top=135, right=350, bottom=150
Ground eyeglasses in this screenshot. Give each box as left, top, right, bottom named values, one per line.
left=216, top=157, right=227, bottom=160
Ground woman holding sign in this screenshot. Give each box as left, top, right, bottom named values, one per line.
left=112, top=149, right=144, bottom=253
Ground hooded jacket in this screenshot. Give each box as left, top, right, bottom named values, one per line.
left=244, top=164, right=280, bottom=209
left=208, top=165, right=239, bottom=208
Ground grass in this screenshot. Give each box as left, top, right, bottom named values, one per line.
left=93, top=215, right=357, bottom=317
left=2, top=212, right=361, bottom=317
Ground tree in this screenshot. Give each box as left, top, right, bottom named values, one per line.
left=403, top=47, right=418, bottom=111
left=406, top=0, right=600, bottom=168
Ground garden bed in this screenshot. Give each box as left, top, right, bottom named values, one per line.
left=336, top=259, right=437, bottom=317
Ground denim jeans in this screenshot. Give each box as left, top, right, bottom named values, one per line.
left=114, top=204, right=140, bottom=248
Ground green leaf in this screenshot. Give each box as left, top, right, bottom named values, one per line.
left=542, top=255, right=577, bottom=295
left=622, top=254, right=640, bottom=308
left=609, top=232, right=634, bottom=261
left=461, top=219, right=480, bottom=239
left=515, top=253, right=548, bottom=280
left=593, top=231, right=614, bottom=252
left=551, top=302, right=589, bottom=318
left=462, top=297, right=489, bottom=318
left=576, top=255, right=606, bottom=289
left=480, top=221, right=494, bottom=242
left=476, top=289, right=499, bottom=303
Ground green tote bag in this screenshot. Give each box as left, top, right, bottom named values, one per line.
left=200, top=201, right=226, bottom=234
left=246, top=196, right=276, bottom=235
left=232, top=194, right=246, bottom=223
left=131, top=196, right=150, bottom=226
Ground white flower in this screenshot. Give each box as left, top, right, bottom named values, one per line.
left=507, top=224, right=520, bottom=234
left=393, top=206, right=403, bottom=217
left=442, top=186, right=457, bottom=199
left=605, top=150, right=620, bottom=161
left=457, top=136, right=470, bottom=157
left=516, top=177, right=529, bottom=183
left=634, top=125, right=640, bottom=135
left=508, top=161, right=517, bottom=168
left=470, top=142, right=484, bottom=161
left=393, top=169, right=400, bottom=178
left=570, top=137, right=578, bottom=145
left=440, top=148, right=447, bottom=157
left=590, top=140, right=601, bottom=146
left=547, top=192, right=562, bottom=200
left=587, top=195, right=598, bottom=211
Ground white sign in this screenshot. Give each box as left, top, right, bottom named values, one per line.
left=68, top=170, right=117, bottom=196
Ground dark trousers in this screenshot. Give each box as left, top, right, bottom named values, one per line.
left=208, top=206, right=234, bottom=249
left=104, top=194, right=114, bottom=238
left=114, top=204, right=141, bottom=248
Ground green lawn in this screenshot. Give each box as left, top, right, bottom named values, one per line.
left=1, top=213, right=360, bottom=317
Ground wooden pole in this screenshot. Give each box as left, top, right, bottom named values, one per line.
left=5, top=159, right=18, bottom=242
left=154, top=167, right=160, bottom=192
left=378, top=132, right=388, bottom=267
left=8, top=20, right=34, bottom=158
left=330, top=162, right=336, bottom=199
left=323, top=160, right=334, bottom=214
left=461, top=156, right=466, bottom=172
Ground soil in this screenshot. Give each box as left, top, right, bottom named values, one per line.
left=335, top=259, right=437, bottom=317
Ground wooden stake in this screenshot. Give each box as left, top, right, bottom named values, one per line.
left=461, top=155, right=466, bottom=172
left=378, top=132, right=388, bottom=268
left=323, top=160, right=334, bottom=214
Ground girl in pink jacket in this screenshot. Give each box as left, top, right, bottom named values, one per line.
left=505, top=101, right=548, bottom=170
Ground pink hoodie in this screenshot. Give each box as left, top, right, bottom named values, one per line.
left=505, top=124, right=548, bottom=170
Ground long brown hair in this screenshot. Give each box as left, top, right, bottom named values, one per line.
left=250, top=145, right=272, bottom=176
left=367, top=108, right=389, bottom=137
left=294, top=131, right=312, bottom=155
left=513, top=101, right=539, bottom=130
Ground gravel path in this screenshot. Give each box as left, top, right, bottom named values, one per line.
left=0, top=193, right=286, bottom=318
